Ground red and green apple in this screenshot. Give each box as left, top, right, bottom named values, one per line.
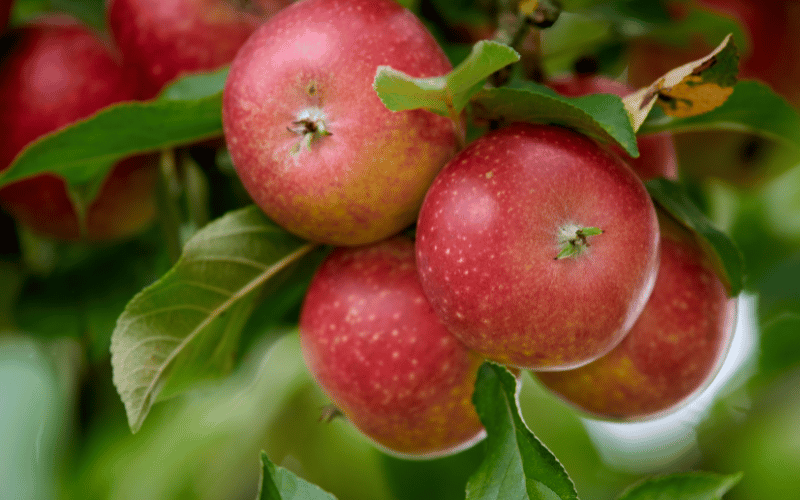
left=416, top=122, right=660, bottom=371
left=536, top=211, right=736, bottom=420
left=222, top=0, right=459, bottom=246
left=300, top=237, right=485, bottom=459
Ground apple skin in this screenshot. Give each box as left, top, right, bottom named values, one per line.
left=223, top=0, right=458, bottom=246
left=535, top=211, right=736, bottom=420
left=548, top=74, right=678, bottom=182
left=107, top=0, right=288, bottom=98
left=299, top=237, right=486, bottom=459
left=0, top=17, right=157, bottom=241
left=416, top=123, right=660, bottom=371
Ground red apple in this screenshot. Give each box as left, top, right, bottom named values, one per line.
left=299, top=237, right=485, bottom=459
left=416, top=123, right=660, bottom=371
left=549, top=74, right=678, bottom=182
left=535, top=211, right=736, bottom=420
left=0, top=17, right=157, bottom=241
left=107, top=0, right=288, bottom=98
left=222, top=0, right=458, bottom=246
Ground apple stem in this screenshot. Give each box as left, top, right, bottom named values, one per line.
left=555, top=225, right=603, bottom=260
left=446, top=104, right=467, bottom=151
left=289, top=107, right=331, bottom=154
left=156, top=148, right=184, bottom=264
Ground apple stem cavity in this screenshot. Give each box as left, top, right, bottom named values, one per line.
left=555, top=224, right=603, bottom=260
left=288, top=106, right=331, bottom=154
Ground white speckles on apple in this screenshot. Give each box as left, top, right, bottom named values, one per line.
left=300, top=237, right=484, bottom=457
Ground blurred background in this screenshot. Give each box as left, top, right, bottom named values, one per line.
left=2, top=0, right=800, bottom=499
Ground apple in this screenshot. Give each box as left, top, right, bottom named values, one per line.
left=299, top=237, right=486, bottom=459
left=107, top=0, right=289, bottom=98
left=416, top=122, right=660, bottom=371
left=222, top=0, right=458, bottom=246
left=0, top=17, right=157, bottom=241
left=535, top=211, right=736, bottom=420
left=548, top=74, right=678, bottom=182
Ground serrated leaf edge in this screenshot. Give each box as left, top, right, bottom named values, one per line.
left=111, top=240, right=317, bottom=433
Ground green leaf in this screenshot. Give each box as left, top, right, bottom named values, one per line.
left=471, top=84, right=639, bottom=156
left=0, top=68, right=228, bottom=190
left=374, top=40, right=520, bottom=116
left=646, top=179, right=744, bottom=296
left=160, top=67, right=229, bottom=101
left=465, top=362, right=578, bottom=500
left=111, top=206, right=318, bottom=433
left=616, top=471, right=743, bottom=500
left=639, top=81, right=800, bottom=148
left=257, top=451, right=337, bottom=500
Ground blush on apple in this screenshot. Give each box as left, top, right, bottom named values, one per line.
left=222, top=0, right=458, bottom=246
left=0, top=16, right=157, bottom=241
left=416, top=122, right=660, bottom=371
left=299, top=237, right=486, bottom=459
left=548, top=74, right=678, bottom=182
left=535, top=210, right=736, bottom=420
left=107, top=0, right=288, bottom=98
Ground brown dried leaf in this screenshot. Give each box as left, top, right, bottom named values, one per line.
left=623, top=34, right=738, bottom=131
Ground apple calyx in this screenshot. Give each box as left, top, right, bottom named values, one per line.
left=288, top=106, right=331, bottom=153
left=555, top=224, right=603, bottom=260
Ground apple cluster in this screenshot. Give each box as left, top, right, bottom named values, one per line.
left=0, top=0, right=287, bottom=240
left=219, top=0, right=737, bottom=459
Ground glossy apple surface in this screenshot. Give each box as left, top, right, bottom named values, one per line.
left=299, top=237, right=485, bottom=459
left=223, top=0, right=458, bottom=246
left=549, top=74, right=678, bottom=182
left=536, top=211, right=736, bottom=420
left=416, top=123, right=660, bottom=371
left=108, top=0, right=287, bottom=98
left=0, top=17, right=157, bottom=241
